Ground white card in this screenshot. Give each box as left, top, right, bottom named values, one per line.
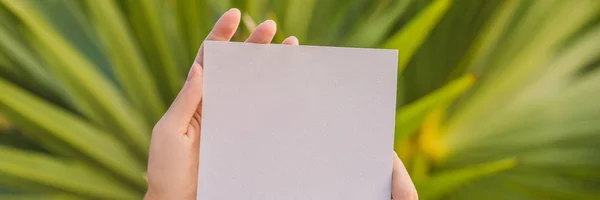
left=198, top=41, right=398, bottom=200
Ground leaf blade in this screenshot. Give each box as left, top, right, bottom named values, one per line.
left=284, top=0, right=318, bottom=42
left=394, top=74, right=475, bottom=147
left=1, top=0, right=151, bottom=156
left=416, top=158, right=517, bottom=200
left=85, top=0, right=165, bottom=123
left=0, top=146, right=141, bottom=199
left=383, top=0, right=453, bottom=72
left=0, top=78, right=145, bottom=188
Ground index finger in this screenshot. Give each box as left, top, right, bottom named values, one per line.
left=194, top=8, right=241, bottom=66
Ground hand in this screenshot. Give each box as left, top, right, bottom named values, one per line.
left=145, top=8, right=298, bottom=200
left=144, top=8, right=417, bottom=200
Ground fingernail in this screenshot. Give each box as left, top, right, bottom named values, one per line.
left=228, top=8, right=240, bottom=13
left=263, top=19, right=276, bottom=27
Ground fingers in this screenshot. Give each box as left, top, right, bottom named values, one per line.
left=392, top=152, right=418, bottom=200
left=158, top=62, right=204, bottom=132
left=282, top=36, right=299, bottom=45
left=245, top=20, right=277, bottom=44
left=195, top=8, right=242, bottom=65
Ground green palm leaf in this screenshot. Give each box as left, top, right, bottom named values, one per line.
left=0, top=0, right=599, bottom=199
left=0, top=78, right=145, bottom=188
left=394, top=74, right=474, bottom=145
left=85, top=0, right=165, bottom=123
left=0, top=146, right=141, bottom=199
left=283, top=0, right=317, bottom=42
left=1, top=0, right=151, bottom=157
left=417, top=158, right=517, bottom=200
left=383, top=0, right=453, bottom=72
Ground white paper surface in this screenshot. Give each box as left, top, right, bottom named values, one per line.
left=198, top=41, right=398, bottom=200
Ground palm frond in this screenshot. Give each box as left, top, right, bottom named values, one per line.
left=0, top=0, right=599, bottom=199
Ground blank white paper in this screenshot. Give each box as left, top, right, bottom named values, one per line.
left=198, top=41, right=398, bottom=200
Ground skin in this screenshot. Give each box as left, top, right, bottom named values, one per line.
left=145, top=8, right=418, bottom=200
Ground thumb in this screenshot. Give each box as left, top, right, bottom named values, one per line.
left=392, top=152, right=418, bottom=200
left=159, top=62, right=204, bottom=131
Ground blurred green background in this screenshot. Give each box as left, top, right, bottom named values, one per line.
left=0, top=0, right=599, bottom=199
